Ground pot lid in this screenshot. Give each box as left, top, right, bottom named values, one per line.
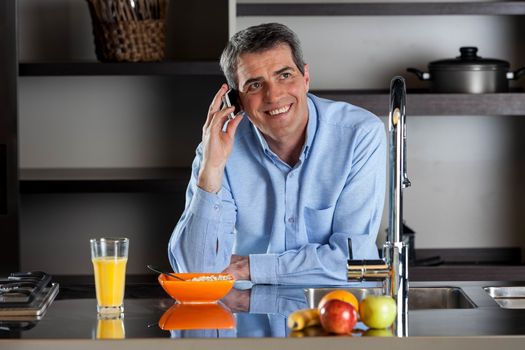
left=429, top=47, right=509, bottom=71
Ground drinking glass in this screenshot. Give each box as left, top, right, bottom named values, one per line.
left=90, top=237, right=129, bottom=314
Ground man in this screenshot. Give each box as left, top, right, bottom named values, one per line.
left=168, top=23, right=386, bottom=285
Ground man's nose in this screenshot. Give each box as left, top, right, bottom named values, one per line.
left=264, top=82, right=283, bottom=103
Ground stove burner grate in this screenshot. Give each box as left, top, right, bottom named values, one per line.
left=0, top=271, right=59, bottom=321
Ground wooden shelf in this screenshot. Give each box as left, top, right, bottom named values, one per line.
left=313, top=90, right=525, bottom=116
left=237, top=1, right=525, bottom=16
left=19, top=167, right=191, bottom=193
left=18, top=64, right=525, bottom=116
left=14, top=59, right=525, bottom=116
left=18, top=61, right=222, bottom=77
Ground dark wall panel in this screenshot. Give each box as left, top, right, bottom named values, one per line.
left=0, top=144, right=6, bottom=215
left=0, top=0, right=20, bottom=273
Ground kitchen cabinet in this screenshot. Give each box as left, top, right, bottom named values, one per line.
left=17, top=1, right=231, bottom=194
left=2, top=0, right=232, bottom=273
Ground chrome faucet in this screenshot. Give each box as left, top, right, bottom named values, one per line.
left=347, top=76, right=410, bottom=337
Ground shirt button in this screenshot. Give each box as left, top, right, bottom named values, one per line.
left=213, top=205, right=220, bottom=211
left=288, top=217, right=295, bottom=224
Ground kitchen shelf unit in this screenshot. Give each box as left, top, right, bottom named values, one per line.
left=17, top=61, right=220, bottom=193
left=7, top=1, right=525, bottom=272
left=18, top=61, right=222, bottom=76
left=2, top=0, right=232, bottom=273
left=19, top=167, right=191, bottom=193
left=314, top=90, right=525, bottom=116
left=15, top=0, right=232, bottom=195
left=237, top=1, right=525, bottom=116
left=16, top=0, right=525, bottom=193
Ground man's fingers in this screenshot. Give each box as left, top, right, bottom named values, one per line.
left=203, top=108, right=235, bottom=138
left=224, top=113, right=244, bottom=136
left=210, top=84, right=229, bottom=113
left=205, top=84, right=229, bottom=129
left=209, top=106, right=235, bottom=130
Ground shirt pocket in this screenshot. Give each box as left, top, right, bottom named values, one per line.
left=303, top=205, right=335, bottom=245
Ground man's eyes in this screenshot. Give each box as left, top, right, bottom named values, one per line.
left=246, top=72, right=293, bottom=91
left=247, top=82, right=262, bottom=91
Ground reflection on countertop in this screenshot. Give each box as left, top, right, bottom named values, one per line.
left=1, top=281, right=525, bottom=339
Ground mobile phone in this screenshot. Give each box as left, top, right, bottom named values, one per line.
left=221, top=88, right=241, bottom=121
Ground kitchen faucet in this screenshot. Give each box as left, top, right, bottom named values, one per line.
left=347, top=76, right=410, bottom=336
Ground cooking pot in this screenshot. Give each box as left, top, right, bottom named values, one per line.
left=407, top=47, right=525, bottom=93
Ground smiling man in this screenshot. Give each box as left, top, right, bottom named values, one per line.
left=168, top=23, right=386, bottom=285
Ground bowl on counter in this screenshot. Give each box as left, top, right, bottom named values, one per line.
left=158, top=273, right=235, bottom=303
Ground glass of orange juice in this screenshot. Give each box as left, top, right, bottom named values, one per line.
left=90, top=237, right=129, bottom=315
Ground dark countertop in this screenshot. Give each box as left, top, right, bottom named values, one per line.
left=2, top=279, right=525, bottom=340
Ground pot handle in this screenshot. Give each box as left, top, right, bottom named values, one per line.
left=507, top=67, right=525, bottom=80
left=407, top=68, right=431, bottom=80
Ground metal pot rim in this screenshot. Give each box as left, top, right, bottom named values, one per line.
left=429, top=65, right=507, bottom=71
left=428, top=47, right=510, bottom=71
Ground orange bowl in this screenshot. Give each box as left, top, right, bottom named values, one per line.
left=158, top=273, right=235, bottom=303
left=158, top=302, right=235, bottom=330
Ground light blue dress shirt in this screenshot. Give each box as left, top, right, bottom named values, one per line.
left=168, top=93, right=386, bottom=285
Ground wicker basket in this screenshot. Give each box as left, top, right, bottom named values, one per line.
left=87, top=0, right=168, bottom=62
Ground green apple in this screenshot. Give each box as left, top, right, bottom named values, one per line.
left=359, top=295, right=397, bottom=329
left=363, top=328, right=394, bottom=337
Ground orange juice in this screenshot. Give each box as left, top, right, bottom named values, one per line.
left=96, top=318, right=125, bottom=339
left=92, top=257, right=128, bottom=308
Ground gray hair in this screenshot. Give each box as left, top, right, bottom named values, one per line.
left=220, top=23, right=306, bottom=90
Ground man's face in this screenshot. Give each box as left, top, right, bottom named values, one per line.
left=236, top=44, right=310, bottom=146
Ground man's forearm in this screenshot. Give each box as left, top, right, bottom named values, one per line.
left=197, top=164, right=224, bottom=194
left=169, top=185, right=237, bottom=273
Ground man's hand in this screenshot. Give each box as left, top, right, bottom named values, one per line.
left=222, top=255, right=250, bottom=281
left=197, top=84, right=243, bottom=193
left=221, top=288, right=251, bottom=313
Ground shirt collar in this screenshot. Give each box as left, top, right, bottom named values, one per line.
left=252, top=94, right=317, bottom=162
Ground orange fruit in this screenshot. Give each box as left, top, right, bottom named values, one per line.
left=317, top=290, right=359, bottom=312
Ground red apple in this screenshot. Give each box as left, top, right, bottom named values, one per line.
left=319, top=299, right=358, bottom=334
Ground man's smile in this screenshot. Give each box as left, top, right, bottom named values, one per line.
left=265, top=103, right=292, bottom=117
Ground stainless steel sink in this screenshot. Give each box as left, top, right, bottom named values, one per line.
left=484, top=286, right=525, bottom=309
left=408, top=287, right=476, bottom=310
left=305, top=287, right=476, bottom=310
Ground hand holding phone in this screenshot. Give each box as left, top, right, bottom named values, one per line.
left=198, top=85, right=244, bottom=193
left=221, top=88, right=241, bottom=121
left=221, top=88, right=242, bottom=132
